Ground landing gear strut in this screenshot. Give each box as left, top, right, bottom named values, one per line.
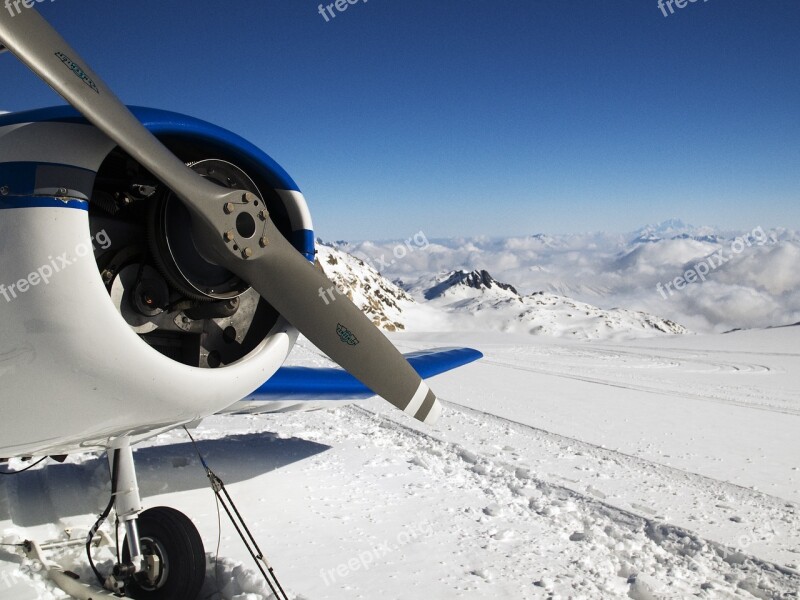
left=25, top=440, right=207, bottom=600
left=103, top=439, right=206, bottom=599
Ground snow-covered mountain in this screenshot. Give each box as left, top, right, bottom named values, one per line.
left=404, top=268, right=687, bottom=339
left=423, top=269, right=520, bottom=300
left=344, top=221, right=800, bottom=334
left=318, top=240, right=688, bottom=339
left=629, top=218, right=721, bottom=244
left=315, top=244, right=414, bottom=332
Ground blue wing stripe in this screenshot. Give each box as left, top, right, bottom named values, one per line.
left=247, top=347, right=482, bottom=401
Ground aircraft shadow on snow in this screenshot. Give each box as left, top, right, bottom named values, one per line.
left=0, top=432, right=331, bottom=527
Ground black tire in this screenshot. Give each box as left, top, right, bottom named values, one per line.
left=122, top=506, right=206, bottom=600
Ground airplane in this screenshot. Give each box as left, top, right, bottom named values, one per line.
left=0, top=8, right=481, bottom=600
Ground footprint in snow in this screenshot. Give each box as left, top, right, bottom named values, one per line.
left=408, top=455, right=429, bottom=469
left=458, top=449, right=479, bottom=464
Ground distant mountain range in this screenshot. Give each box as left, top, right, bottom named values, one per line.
left=318, top=245, right=689, bottom=339
left=403, top=268, right=688, bottom=339
left=322, top=220, right=800, bottom=334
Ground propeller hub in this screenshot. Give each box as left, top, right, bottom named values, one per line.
left=149, top=159, right=261, bottom=300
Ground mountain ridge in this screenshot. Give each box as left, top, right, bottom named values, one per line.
left=317, top=242, right=689, bottom=339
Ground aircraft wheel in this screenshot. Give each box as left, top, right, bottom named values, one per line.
left=122, top=506, right=205, bottom=600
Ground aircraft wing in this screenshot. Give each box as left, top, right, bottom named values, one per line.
left=221, top=347, right=482, bottom=414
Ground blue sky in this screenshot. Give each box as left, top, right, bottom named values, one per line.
left=2, top=0, right=799, bottom=239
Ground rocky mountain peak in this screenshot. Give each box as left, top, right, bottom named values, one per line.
left=424, top=269, right=520, bottom=300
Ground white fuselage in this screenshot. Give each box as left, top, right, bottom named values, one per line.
left=0, top=118, right=312, bottom=458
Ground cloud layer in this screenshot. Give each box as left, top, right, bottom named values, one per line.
left=336, top=222, right=800, bottom=334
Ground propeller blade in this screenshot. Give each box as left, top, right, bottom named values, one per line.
left=0, top=8, right=442, bottom=423
left=0, top=7, right=233, bottom=233
left=227, top=212, right=442, bottom=424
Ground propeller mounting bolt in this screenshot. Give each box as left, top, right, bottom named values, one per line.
left=224, top=202, right=235, bottom=214
left=259, top=236, right=269, bottom=247
left=243, top=192, right=257, bottom=203
left=258, top=210, right=269, bottom=220
left=224, top=230, right=235, bottom=242
left=242, top=247, right=253, bottom=258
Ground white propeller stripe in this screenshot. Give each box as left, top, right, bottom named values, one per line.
left=403, top=381, right=430, bottom=417
left=423, top=400, right=442, bottom=425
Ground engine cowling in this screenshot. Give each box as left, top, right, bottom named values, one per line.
left=0, top=107, right=314, bottom=457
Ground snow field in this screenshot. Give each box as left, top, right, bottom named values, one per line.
left=1, top=327, right=798, bottom=598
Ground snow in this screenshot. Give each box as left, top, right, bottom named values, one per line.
left=318, top=245, right=690, bottom=340
left=1, top=326, right=799, bottom=599
left=315, top=244, right=412, bottom=332
left=338, top=222, right=800, bottom=334
left=403, top=270, right=688, bottom=339
left=0, top=230, right=797, bottom=598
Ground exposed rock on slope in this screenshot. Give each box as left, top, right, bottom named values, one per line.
left=316, top=244, right=414, bottom=332
left=406, top=269, right=689, bottom=339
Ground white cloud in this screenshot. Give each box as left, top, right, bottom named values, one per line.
left=342, top=225, right=800, bottom=334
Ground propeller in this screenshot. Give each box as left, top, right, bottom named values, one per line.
left=0, top=8, right=442, bottom=424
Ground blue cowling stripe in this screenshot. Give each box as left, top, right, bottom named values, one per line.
left=0, top=161, right=96, bottom=200
left=0, top=106, right=315, bottom=259
left=247, top=347, right=483, bottom=401
left=0, top=106, right=301, bottom=192
left=0, top=196, right=88, bottom=210
left=292, top=229, right=316, bottom=262
left=0, top=162, right=37, bottom=196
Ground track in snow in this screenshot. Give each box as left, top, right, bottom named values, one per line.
left=351, top=401, right=800, bottom=599
left=478, top=358, right=799, bottom=416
